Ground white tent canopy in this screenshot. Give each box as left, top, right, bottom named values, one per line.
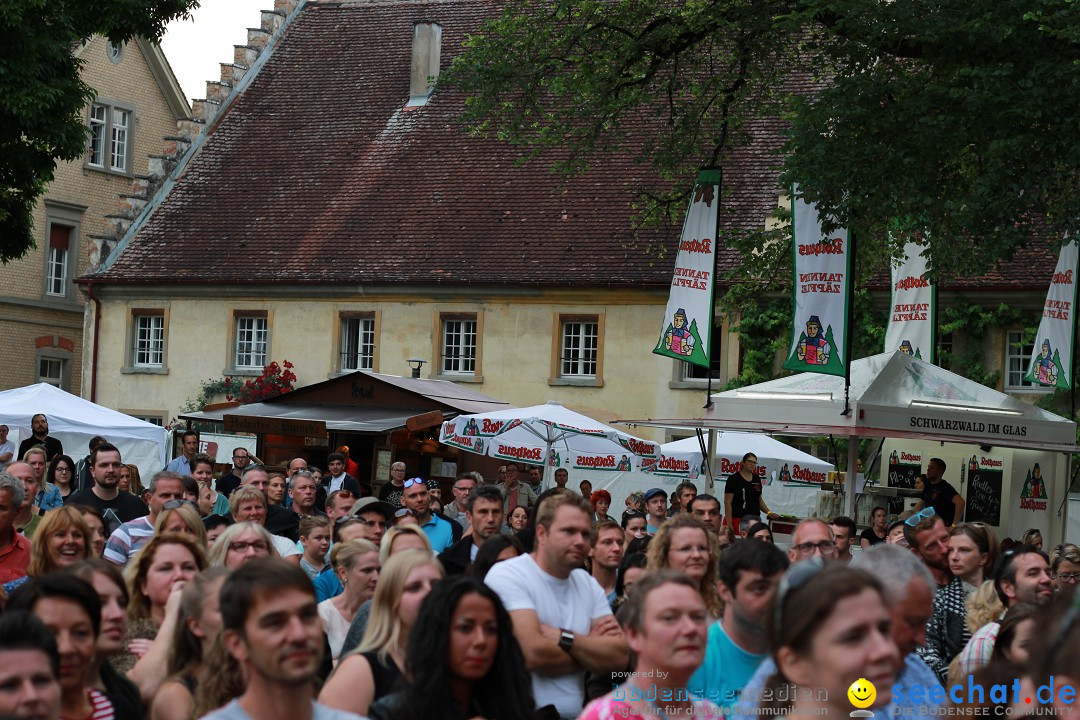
left=0, top=384, right=166, bottom=480
left=661, top=433, right=834, bottom=484
left=623, top=353, right=1077, bottom=453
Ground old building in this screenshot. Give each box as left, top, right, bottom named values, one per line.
left=78, top=0, right=1062, bottom=442
left=0, top=36, right=189, bottom=398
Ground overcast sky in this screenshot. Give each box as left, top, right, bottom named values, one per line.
left=160, top=0, right=268, bottom=103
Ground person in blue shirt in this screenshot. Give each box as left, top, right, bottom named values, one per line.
left=688, top=537, right=789, bottom=711
left=402, top=477, right=454, bottom=553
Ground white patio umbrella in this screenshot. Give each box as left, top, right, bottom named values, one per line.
left=439, top=401, right=661, bottom=480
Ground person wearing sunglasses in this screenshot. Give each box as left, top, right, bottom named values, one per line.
left=757, top=561, right=899, bottom=720
left=103, top=471, right=185, bottom=566
left=1050, top=542, right=1080, bottom=593
left=902, top=457, right=964, bottom=528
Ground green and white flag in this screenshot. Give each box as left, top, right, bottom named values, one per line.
left=885, top=240, right=934, bottom=362
left=653, top=169, right=720, bottom=369
left=1024, top=239, right=1078, bottom=389
left=783, top=187, right=851, bottom=377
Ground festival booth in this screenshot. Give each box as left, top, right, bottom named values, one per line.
left=657, top=434, right=835, bottom=518
left=617, top=352, right=1078, bottom=541
left=0, top=383, right=167, bottom=481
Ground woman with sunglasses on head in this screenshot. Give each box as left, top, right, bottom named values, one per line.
left=1020, top=528, right=1043, bottom=552
left=759, top=561, right=899, bottom=720
left=320, top=549, right=445, bottom=717
left=581, top=570, right=722, bottom=720
left=154, top=501, right=208, bottom=547
left=368, top=576, right=535, bottom=720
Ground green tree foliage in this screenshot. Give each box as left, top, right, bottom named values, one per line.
left=446, top=0, right=1080, bottom=278
left=0, top=0, right=198, bottom=263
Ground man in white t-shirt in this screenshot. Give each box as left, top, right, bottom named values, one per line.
left=0, top=425, right=14, bottom=472
left=485, top=489, right=628, bottom=719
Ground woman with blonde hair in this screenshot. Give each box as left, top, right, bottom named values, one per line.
left=319, top=538, right=380, bottom=663
left=2, top=505, right=92, bottom=594
left=154, top=501, right=208, bottom=547
left=150, top=567, right=231, bottom=720
left=320, top=549, right=444, bottom=716
left=206, top=521, right=278, bottom=568
left=114, top=533, right=207, bottom=701
left=378, top=523, right=433, bottom=563
left=121, top=463, right=145, bottom=496
left=646, top=513, right=723, bottom=617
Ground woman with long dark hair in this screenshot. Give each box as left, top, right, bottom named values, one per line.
left=47, top=453, right=77, bottom=502
left=368, top=576, right=534, bottom=720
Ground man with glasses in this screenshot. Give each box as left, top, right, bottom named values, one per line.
left=786, top=518, right=838, bottom=564
left=955, top=544, right=1053, bottom=677
left=103, top=471, right=185, bottom=565
left=401, top=476, right=454, bottom=552
left=217, top=447, right=255, bottom=498
left=377, top=461, right=407, bottom=508
left=499, top=462, right=537, bottom=514
left=443, top=473, right=476, bottom=529
left=903, top=457, right=964, bottom=527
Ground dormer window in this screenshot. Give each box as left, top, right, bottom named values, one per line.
left=407, top=23, right=442, bottom=107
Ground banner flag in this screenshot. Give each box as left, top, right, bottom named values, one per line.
left=783, top=187, right=852, bottom=377
left=884, top=240, right=935, bottom=362
left=653, top=168, right=720, bottom=369
left=1024, top=239, right=1078, bottom=389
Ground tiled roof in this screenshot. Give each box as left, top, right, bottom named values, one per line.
left=91, top=0, right=1060, bottom=291
left=92, top=0, right=786, bottom=288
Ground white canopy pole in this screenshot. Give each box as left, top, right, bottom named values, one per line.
left=845, top=435, right=858, bottom=518
left=706, top=430, right=718, bottom=492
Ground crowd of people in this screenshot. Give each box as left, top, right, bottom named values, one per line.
left=1, top=424, right=1078, bottom=720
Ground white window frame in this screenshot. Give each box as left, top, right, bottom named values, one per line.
left=133, top=314, right=165, bottom=368
left=1005, top=330, right=1049, bottom=392
left=441, top=317, right=477, bottom=375
left=560, top=320, right=599, bottom=378
left=234, top=316, right=269, bottom=370
left=45, top=244, right=68, bottom=297
left=341, top=316, right=375, bottom=371
left=38, top=357, right=64, bottom=386
left=87, top=101, right=134, bottom=174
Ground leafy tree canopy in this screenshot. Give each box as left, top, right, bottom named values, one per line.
left=0, top=0, right=198, bottom=263
left=446, top=0, right=1080, bottom=279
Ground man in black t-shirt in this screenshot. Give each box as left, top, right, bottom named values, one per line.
left=905, top=457, right=964, bottom=526
left=17, top=414, right=63, bottom=462
left=67, top=443, right=148, bottom=534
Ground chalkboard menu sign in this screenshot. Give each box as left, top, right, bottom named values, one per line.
left=965, top=454, right=1003, bottom=526
left=887, top=449, right=922, bottom=515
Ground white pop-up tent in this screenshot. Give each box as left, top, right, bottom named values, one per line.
left=0, top=384, right=166, bottom=480
left=619, top=353, right=1078, bottom=519
left=661, top=433, right=834, bottom=484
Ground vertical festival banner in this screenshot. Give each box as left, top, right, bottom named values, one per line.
left=783, top=187, right=851, bottom=376
left=653, top=168, right=720, bottom=369
left=884, top=241, right=935, bottom=361
left=1024, top=239, right=1078, bottom=389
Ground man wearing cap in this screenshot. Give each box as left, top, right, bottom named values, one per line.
left=350, top=496, right=394, bottom=546
left=644, top=488, right=668, bottom=535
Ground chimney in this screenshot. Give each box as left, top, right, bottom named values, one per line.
left=408, top=22, right=442, bottom=107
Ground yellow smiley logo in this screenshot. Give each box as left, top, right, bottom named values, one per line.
left=847, top=678, right=876, bottom=709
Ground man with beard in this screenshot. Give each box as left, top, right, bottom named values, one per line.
left=67, top=444, right=148, bottom=533
left=201, top=559, right=364, bottom=720
left=954, top=545, right=1053, bottom=677
left=689, top=538, right=788, bottom=712
left=438, top=484, right=504, bottom=575
left=905, top=509, right=966, bottom=682
left=17, top=414, right=63, bottom=461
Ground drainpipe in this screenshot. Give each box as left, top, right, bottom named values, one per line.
left=87, top=279, right=101, bottom=402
